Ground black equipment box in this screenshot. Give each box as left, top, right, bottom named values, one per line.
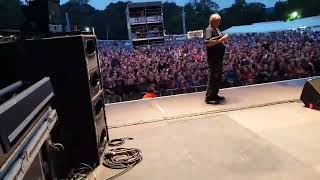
left=0, top=77, right=54, bottom=166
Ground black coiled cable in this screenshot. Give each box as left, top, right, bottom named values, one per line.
left=104, top=138, right=142, bottom=180
left=108, top=137, right=133, bottom=147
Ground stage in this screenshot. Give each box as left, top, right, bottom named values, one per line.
left=94, top=77, right=320, bottom=179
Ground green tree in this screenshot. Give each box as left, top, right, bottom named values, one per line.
left=184, top=0, right=219, bottom=31
left=103, top=1, right=128, bottom=39
left=163, top=2, right=183, bottom=34
left=245, top=2, right=266, bottom=23
left=206, top=0, right=219, bottom=11
left=271, top=1, right=289, bottom=20
left=287, top=0, right=320, bottom=17
left=91, top=10, right=108, bottom=39
left=234, top=0, right=246, bottom=8
left=62, top=1, right=128, bottom=39
left=219, top=0, right=268, bottom=30
left=62, top=0, right=93, bottom=31
left=0, top=0, right=25, bottom=30
left=219, top=0, right=248, bottom=29
left=62, top=1, right=96, bottom=30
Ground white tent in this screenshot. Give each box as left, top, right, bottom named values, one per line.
left=223, top=16, right=320, bottom=34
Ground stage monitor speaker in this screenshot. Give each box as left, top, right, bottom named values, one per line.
left=300, top=78, right=320, bottom=110
left=17, top=35, right=108, bottom=178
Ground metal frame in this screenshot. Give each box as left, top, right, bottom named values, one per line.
left=0, top=108, right=57, bottom=180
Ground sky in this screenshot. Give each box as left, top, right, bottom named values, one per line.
left=60, top=0, right=285, bottom=10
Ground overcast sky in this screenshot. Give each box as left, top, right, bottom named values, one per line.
left=60, top=0, right=286, bottom=10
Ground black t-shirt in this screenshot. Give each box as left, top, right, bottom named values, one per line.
left=204, top=26, right=225, bottom=57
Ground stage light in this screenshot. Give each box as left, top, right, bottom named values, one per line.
left=287, top=11, right=301, bottom=21
left=85, top=27, right=90, bottom=32
left=291, top=11, right=298, bottom=18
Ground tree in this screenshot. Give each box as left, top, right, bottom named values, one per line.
left=91, top=10, right=108, bottom=39
left=206, top=0, right=219, bottom=11
left=272, top=1, right=290, bottom=20
left=234, top=0, right=246, bottom=8
left=163, top=2, right=183, bottom=34
left=184, top=0, right=219, bottom=31
left=184, top=3, right=198, bottom=31
left=103, top=1, right=128, bottom=39
left=219, top=1, right=267, bottom=30
left=219, top=0, right=248, bottom=29
left=58, top=0, right=320, bottom=40
left=69, top=0, right=90, bottom=5
left=0, top=0, right=25, bottom=30
left=62, top=2, right=96, bottom=30
left=62, top=1, right=128, bottom=39
left=245, top=2, right=266, bottom=23
left=287, top=0, right=320, bottom=17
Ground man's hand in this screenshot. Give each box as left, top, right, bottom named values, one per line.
left=206, top=34, right=229, bottom=47
left=221, top=34, right=229, bottom=43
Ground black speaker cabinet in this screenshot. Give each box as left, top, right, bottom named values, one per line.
left=300, top=78, right=320, bottom=110
left=0, top=39, right=24, bottom=90
left=17, top=35, right=109, bottom=177
left=24, top=0, right=65, bottom=34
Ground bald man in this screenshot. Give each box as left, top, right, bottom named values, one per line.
left=204, top=14, right=228, bottom=104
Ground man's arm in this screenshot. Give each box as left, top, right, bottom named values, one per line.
left=204, top=28, right=228, bottom=47
left=206, top=35, right=228, bottom=47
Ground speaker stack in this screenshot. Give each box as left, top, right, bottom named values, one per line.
left=16, top=35, right=108, bottom=177
left=23, top=0, right=65, bottom=34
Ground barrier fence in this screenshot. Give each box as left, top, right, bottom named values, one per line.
left=104, top=85, right=208, bottom=104
left=104, top=73, right=320, bottom=104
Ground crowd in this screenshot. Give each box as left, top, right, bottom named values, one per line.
left=99, top=30, right=320, bottom=102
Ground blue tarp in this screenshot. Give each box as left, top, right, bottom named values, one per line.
left=224, top=16, right=320, bottom=34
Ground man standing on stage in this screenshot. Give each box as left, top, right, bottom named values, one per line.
left=204, top=14, right=229, bottom=104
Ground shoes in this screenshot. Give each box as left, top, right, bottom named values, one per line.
left=205, top=95, right=225, bottom=105
left=215, top=95, right=225, bottom=101
left=205, top=99, right=220, bottom=104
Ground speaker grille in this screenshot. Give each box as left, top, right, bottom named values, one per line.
left=89, top=68, right=102, bottom=97
left=92, top=92, right=107, bottom=156
left=85, top=39, right=98, bottom=71
left=85, top=39, right=96, bottom=56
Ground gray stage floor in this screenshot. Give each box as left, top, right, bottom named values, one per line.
left=93, top=77, right=320, bottom=180
left=106, top=78, right=313, bottom=128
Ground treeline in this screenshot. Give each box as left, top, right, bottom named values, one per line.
left=1, top=0, right=320, bottom=40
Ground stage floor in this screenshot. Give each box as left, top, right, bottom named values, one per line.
left=94, top=77, right=320, bottom=180
left=106, top=77, right=313, bottom=128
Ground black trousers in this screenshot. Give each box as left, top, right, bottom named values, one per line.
left=206, top=52, right=224, bottom=99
